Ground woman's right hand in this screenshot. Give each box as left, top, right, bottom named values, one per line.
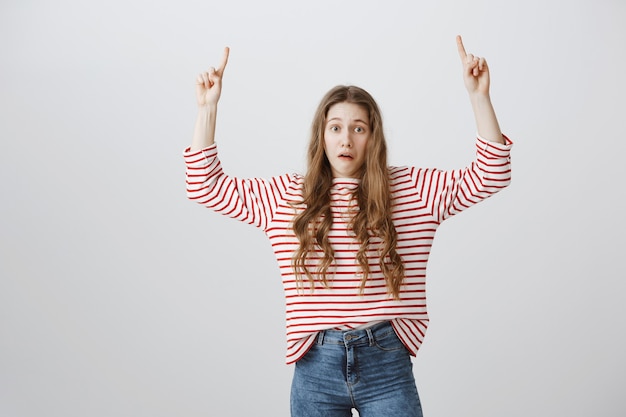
left=196, top=47, right=230, bottom=107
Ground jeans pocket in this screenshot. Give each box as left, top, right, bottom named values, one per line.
left=373, top=329, right=406, bottom=352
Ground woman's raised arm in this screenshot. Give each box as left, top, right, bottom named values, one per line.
left=456, top=35, right=505, bottom=144
left=190, top=47, right=230, bottom=151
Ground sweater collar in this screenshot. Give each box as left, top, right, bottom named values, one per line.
left=331, top=177, right=360, bottom=191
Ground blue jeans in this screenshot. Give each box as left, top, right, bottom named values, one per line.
left=290, top=321, right=423, bottom=417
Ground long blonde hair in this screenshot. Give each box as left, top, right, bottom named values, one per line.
left=292, top=85, right=405, bottom=299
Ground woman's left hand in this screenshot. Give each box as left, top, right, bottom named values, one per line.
left=457, top=35, right=490, bottom=96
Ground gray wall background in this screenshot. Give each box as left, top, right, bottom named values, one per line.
left=1, top=0, right=625, bottom=416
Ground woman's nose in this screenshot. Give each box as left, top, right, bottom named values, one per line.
left=340, top=133, right=353, bottom=147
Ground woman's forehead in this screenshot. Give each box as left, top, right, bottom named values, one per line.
left=326, top=102, right=369, bottom=123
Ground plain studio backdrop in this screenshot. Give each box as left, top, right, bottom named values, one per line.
left=1, top=0, right=625, bottom=416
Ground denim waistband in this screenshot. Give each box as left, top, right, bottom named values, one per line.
left=316, top=321, right=395, bottom=348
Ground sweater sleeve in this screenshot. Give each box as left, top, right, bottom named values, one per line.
left=183, top=144, right=294, bottom=231
left=412, top=135, right=513, bottom=223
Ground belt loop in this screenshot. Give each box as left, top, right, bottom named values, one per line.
left=316, top=330, right=325, bottom=345
left=366, top=327, right=375, bottom=346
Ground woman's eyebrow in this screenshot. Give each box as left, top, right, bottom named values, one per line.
left=326, top=117, right=368, bottom=124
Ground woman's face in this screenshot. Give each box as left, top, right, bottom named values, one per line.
left=323, top=102, right=370, bottom=178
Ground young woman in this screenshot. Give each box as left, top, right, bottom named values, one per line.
left=184, top=36, right=512, bottom=417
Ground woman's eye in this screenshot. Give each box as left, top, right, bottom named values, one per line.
left=354, top=126, right=364, bottom=133
left=330, top=126, right=340, bottom=132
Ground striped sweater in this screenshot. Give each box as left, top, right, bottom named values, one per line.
left=184, top=136, right=512, bottom=364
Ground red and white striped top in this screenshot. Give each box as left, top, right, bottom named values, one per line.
left=184, top=136, right=512, bottom=364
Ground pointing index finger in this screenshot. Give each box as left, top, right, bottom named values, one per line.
left=218, top=46, right=230, bottom=73
left=456, top=35, right=467, bottom=60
